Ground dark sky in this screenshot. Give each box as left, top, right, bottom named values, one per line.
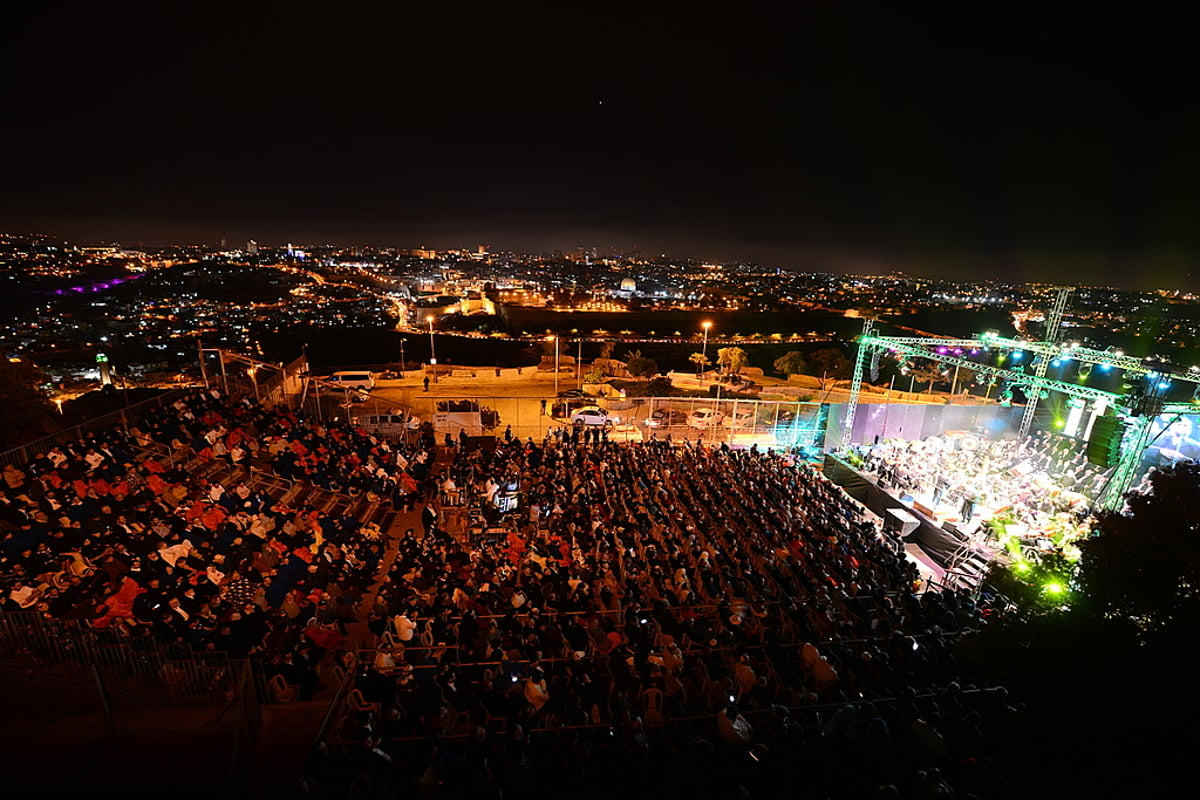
left=4, top=3, right=1200, bottom=289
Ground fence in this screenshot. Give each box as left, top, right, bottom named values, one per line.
left=0, top=610, right=264, bottom=784
left=329, top=393, right=832, bottom=452
left=0, top=388, right=191, bottom=470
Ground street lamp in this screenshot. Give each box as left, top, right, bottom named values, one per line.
left=701, top=320, right=713, bottom=377
left=546, top=335, right=559, bottom=397
left=426, top=315, right=437, bottom=383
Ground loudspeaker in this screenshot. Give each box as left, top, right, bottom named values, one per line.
left=1087, top=416, right=1124, bottom=467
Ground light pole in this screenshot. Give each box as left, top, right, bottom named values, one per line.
left=701, top=321, right=712, bottom=376
left=547, top=335, right=559, bottom=397
left=426, top=315, right=437, bottom=383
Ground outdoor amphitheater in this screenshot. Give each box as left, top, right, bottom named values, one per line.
left=2, top=333, right=1191, bottom=799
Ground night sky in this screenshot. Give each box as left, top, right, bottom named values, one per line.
left=4, top=3, right=1200, bottom=289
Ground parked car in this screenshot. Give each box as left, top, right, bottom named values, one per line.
left=322, top=370, right=375, bottom=391
left=775, top=409, right=802, bottom=425
left=722, top=409, right=756, bottom=429
left=687, top=408, right=726, bottom=429
left=570, top=406, right=616, bottom=427
left=557, top=388, right=594, bottom=399
left=645, top=408, right=688, bottom=428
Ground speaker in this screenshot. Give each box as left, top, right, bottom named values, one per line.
left=1087, top=416, right=1124, bottom=467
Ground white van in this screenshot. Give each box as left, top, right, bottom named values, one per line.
left=324, top=371, right=375, bottom=391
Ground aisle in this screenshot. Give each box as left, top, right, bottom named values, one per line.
left=340, top=444, right=458, bottom=651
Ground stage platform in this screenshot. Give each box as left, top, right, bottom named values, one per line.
left=823, top=454, right=1001, bottom=585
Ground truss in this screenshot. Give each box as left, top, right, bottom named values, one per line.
left=842, top=296, right=1200, bottom=510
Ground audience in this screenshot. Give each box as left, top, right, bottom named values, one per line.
left=1, top=389, right=1018, bottom=799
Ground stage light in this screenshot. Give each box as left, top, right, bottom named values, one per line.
left=1054, top=418, right=1065, bottom=428
left=1014, top=561, right=1031, bottom=572
left=1098, top=364, right=1111, bottom=372
left=1044, top=582, right=1065, bottom=595
left=1011, top=351, right=1023, bottom=362
left=1051, top=359, right=1061, bottom=367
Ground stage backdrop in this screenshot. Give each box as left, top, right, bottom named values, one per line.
left=825, top=402, right=1026, bottom=450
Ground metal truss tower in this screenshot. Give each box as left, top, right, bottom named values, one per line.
left=1017, top=287, right=1073, bottom=438
left=841, top=318, right=874, bottom=445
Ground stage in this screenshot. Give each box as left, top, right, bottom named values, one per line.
left=823, top=454, right=1005, bottom=586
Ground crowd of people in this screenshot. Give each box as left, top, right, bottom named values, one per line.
left=0, top=389, right=437, bottom=698
left=1, top=388, right=1024, bottom=798
left=313, top=431, right=1018, bottom=799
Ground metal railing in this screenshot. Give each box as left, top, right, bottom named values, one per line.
left=0, top=610, right=270, bottom=706
left=0, top=388, right=192, bottom=469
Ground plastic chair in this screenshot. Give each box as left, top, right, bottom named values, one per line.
left=269, top=674, right=298, bottom=703
left=347, top=688, right=381, bottom=716
left=641, top=687, right=665, bottom=726
left=327, top=663, right=346, bottom=688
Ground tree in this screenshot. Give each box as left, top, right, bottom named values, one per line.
left=807, top=348, right=851, bottom=389
left=716, top=347, right=747, bottom=376
left=907, top=360, right=945, bottom=393
left=598, top=341, right=615, bottom=360
left=1076, top=461, right=1200, bottom=644
left=688, top=352, right=710, bottom=375
left=773, top=351, right=806, bottom=378
left=969, top=461, right=1200, bottom=797
left=623, top=350, right=659, bottom=378
left=0, top=355, right=57, bottom=449
left=950, top=365, right=978, bottom=394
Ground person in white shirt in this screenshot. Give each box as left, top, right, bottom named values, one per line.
left=523, top=668, right=550, bottom=712
left=393, top=612, right=416, bottom=642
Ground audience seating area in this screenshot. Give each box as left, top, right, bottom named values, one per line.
left=1, top=389, right=1018, bottom=799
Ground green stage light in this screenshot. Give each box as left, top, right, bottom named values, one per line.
left=1044, top=582, right=1065, bottom=595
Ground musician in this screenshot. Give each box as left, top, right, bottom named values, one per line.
left=1145, top=416, right=1200, bottom=467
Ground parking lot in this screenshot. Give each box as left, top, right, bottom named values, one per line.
left=302, top=368, right=829, bottom=450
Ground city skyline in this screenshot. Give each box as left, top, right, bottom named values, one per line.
left=4, top=6, right=1199, bottom=291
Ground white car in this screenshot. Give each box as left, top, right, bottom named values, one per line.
left=722, top=409, right=756, bottom=429
left=687, top=408, right=726, bottom=429
left=570, top=406, right=616, bottom=427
